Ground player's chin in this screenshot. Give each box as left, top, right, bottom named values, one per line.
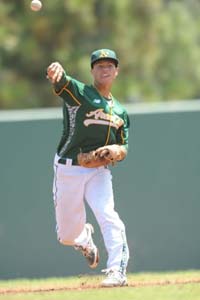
left=99, top=77, right=113, bottom=85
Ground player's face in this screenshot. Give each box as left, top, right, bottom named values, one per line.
left=91, top=60, right=119, bottom=86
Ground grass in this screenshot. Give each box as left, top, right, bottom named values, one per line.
left=0, top=271, right=200, bottom=300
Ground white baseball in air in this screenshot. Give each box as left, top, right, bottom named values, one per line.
left=30, top=0, right=42, bottom=11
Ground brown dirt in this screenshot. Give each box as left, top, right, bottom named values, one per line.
left=0, top=278, right=200, bottom=294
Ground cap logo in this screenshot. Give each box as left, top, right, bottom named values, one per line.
left=99, top=50, right=110, bottom=58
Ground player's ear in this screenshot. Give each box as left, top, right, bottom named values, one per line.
left=91, top=67, right=94, bottom=76
left=115, top=66, right=119, bottom=78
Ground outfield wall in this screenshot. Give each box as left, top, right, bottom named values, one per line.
left=0, top=101, right=200, bottom=279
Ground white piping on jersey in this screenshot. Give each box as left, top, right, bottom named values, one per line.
left=59, top=103, right=80, bottom=157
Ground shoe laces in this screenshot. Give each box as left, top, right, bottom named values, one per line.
left=75, top=235, right=95, bottom=257
left=102, top=268, right=118, bottom=276
left=102, top=268, right=126, bottom=279
left=74, top=224, right=94, bottom=255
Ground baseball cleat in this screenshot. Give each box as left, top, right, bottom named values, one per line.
left=75, top=223, right=99, bottom=269
left=101, top=269, right=128, bottom=287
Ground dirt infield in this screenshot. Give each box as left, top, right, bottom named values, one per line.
left=0, top=278, right=200, bottom=295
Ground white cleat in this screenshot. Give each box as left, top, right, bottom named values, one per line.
left=75, top=223, right=99, bottom=269
left=101, top=269, right=128, bottom=287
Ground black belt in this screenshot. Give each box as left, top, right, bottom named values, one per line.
left=58, top=158, right=79, bottom=165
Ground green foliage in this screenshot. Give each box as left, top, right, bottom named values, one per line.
left=1, top=0, right=200, bottom=108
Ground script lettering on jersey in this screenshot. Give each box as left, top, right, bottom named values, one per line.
left=84, top=109, right=124, bottom=129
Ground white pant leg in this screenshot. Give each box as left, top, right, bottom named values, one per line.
left=85, top=167, right=129, bottom=273
left=53, top=156, right=87, bottom=245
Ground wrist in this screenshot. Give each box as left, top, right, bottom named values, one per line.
left=54, top=72, right=68, bottom=92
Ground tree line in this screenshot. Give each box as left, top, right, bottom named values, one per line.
left=1, top=0, right=200, bottom=109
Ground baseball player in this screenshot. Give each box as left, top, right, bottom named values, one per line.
left=47, top=49, right=130, bottom=287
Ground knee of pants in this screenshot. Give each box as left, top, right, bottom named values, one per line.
left=95, top=207, right=125, bottom=231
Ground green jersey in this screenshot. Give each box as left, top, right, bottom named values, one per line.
left=54, top=73, right=130, bottom=160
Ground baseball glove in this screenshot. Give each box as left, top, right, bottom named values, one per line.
left=77, top=145, right=126, bottom=168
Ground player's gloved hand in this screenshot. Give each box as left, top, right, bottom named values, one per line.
left=77, top=145, right=127, bottom=168
left=46, top=62, right=64, bottom=83
left=94, top=145, right=127, bottom=163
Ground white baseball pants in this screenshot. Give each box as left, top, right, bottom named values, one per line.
left=53, top=154, right=129, bottom=271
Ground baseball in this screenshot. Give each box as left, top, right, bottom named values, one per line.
left=30, top=0, right=42, bottom=11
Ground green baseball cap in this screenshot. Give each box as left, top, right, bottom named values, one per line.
left=90, top=49, right=119, bottom=67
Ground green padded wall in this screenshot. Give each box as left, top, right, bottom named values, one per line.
left=0, top=108, right=199, bottom=279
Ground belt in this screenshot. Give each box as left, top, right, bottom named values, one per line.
left=58, top=157, right=79, bottom=166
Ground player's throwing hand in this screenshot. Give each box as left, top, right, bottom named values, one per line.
left=47, top=62, right=64, bottom=83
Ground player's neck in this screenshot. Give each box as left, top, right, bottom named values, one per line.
left=94, top=83, right=112, bottom=100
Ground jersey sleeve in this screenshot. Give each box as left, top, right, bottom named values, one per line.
left=116, top=111, right=130, bottom=152
left=53, top=72, right=83, bottom=106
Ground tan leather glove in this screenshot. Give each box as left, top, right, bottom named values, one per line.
left=77, top=145, right=126, bottom=168
left=94, top=145, right=127, bottom=163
